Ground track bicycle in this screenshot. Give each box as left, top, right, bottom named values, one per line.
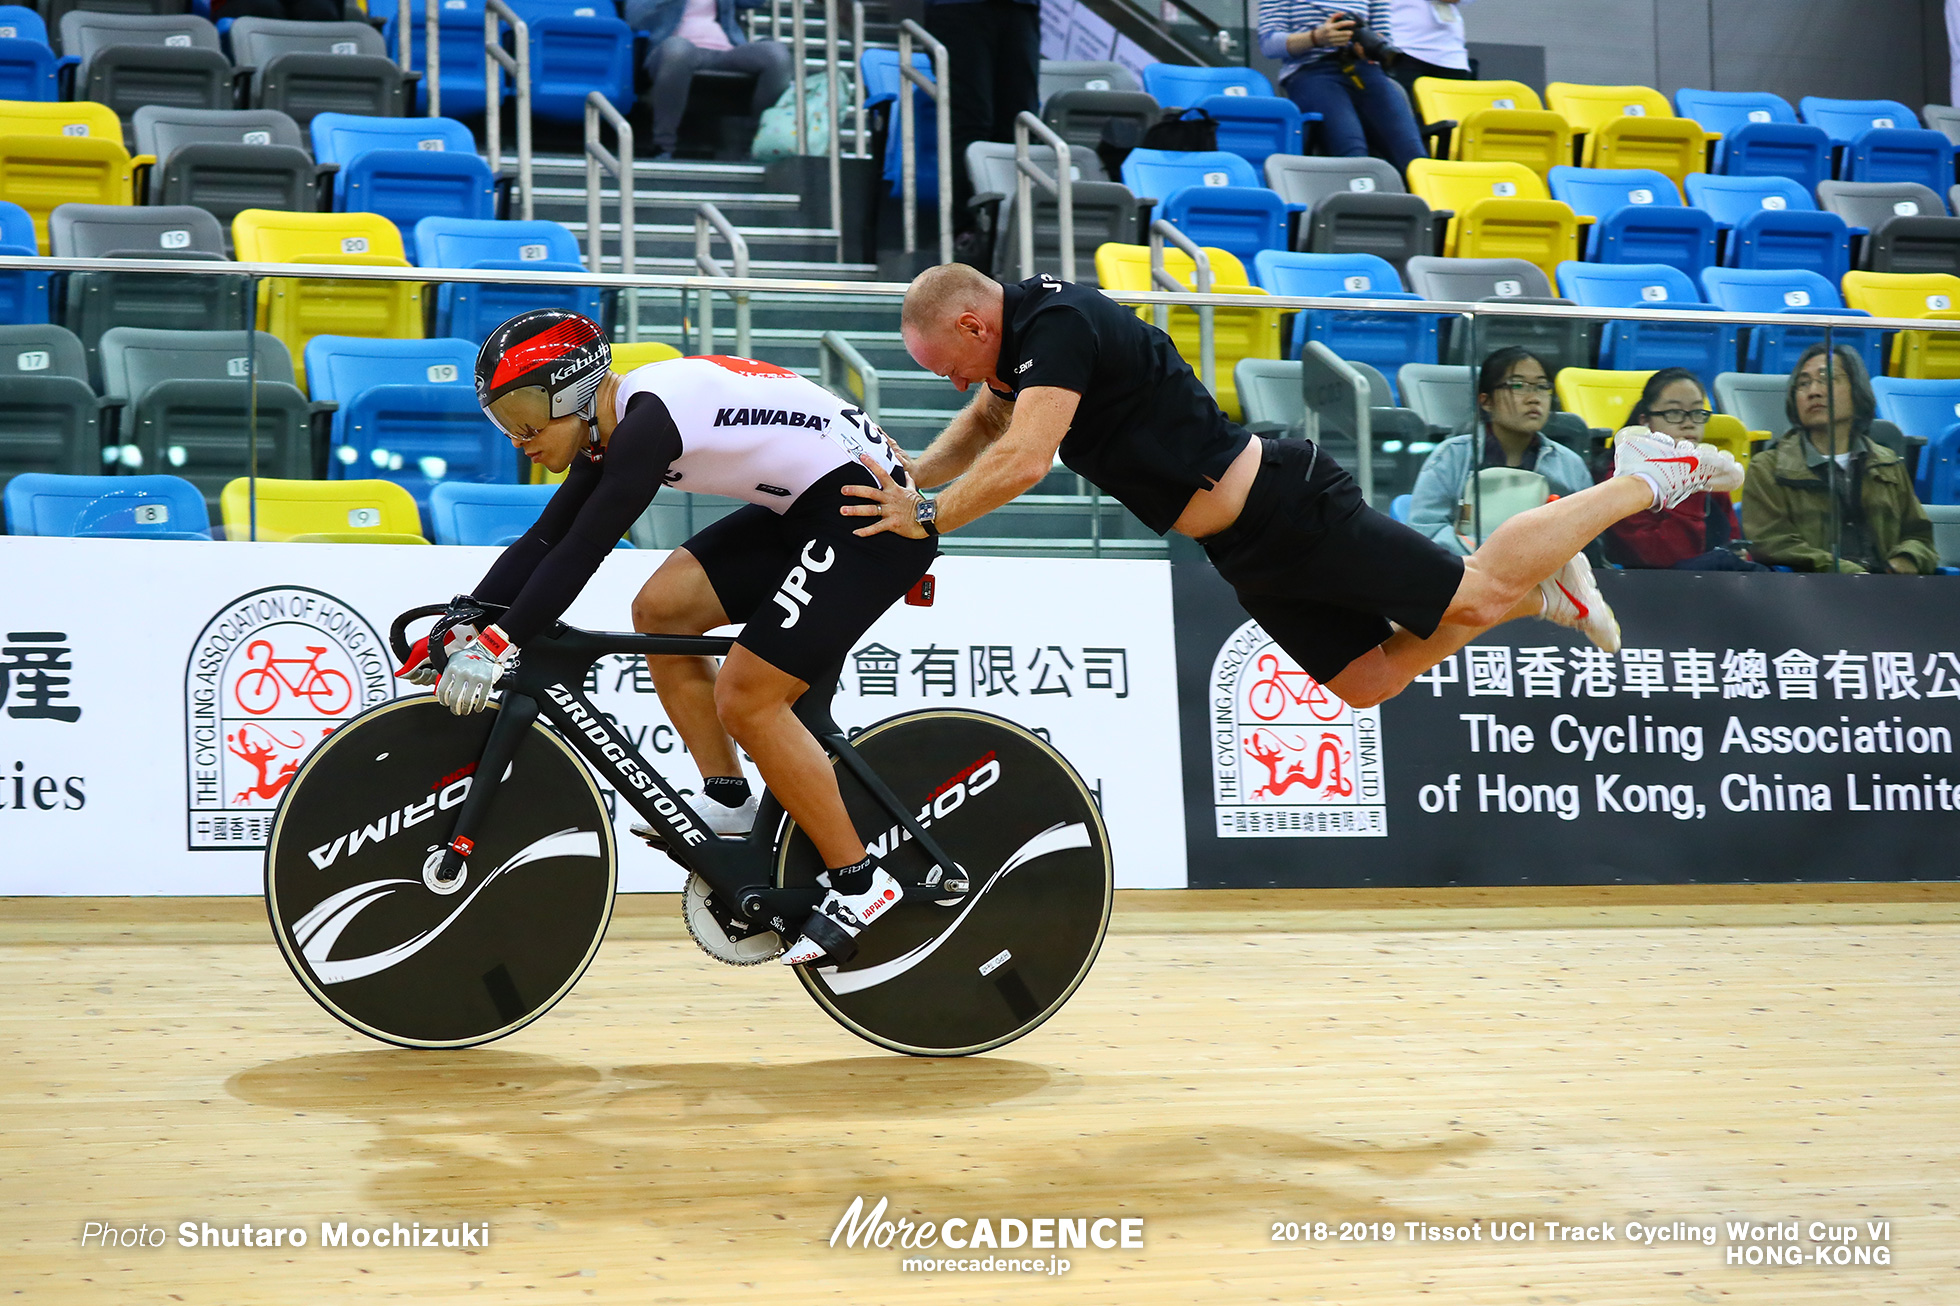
left=264, top=604, right=1114, bottom=1056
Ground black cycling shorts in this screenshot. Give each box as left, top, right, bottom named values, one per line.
left=682, top=462, right=938, bottom=685
left=1200, top=437, right=1465, bottom=684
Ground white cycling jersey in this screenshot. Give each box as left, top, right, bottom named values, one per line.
left=613, top=354, right=902, bottom=511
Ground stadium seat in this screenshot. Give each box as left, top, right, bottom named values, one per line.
left=1842, top=128, right=1956, bottom=193
left=303, top=333, right=473, bottom=452
left=333, top=382, right=514, bottom=509
left=992, top=179, right=1139, bottom=285
left=1093, top=241, right=1277, bottom=420
left=1397, top=361, right=1476, bottom=432
left=58, top=12, right=230, bottom=126
left=1119, top=147, right=1259, bottom=200
left=610, top=341, right=682, bottom=372
left=48, top=202, right=247, bottom=385
left=98, top=326, right=312, bottom=509
left=131, top=106, right=321, bottom=226
left=1194, top=94, right=1304, bottom=170
left=1870, top=376, right=1960, bottom=499
left=0, top=6, right=49, bottom=44
left=1039, top=88, right=1157, bottom=182
left=1713, top=369, right=1790, bottom=436
left=1234, top=356, right=1305, bottom=437
left=0, top=100, right=133, bottom=249
left=1818, top=179, right=1948, bottom=227
left=1685, top=171, right=1814, bottom=227
left=0, top=195, right=44, bottom=324
left=1699, top=265, right=1882, bottom=375
left=227, top=18, right=410, bottom=124
left=230, top=209, right=423, bottom=389
left=0, top=35, right=56, bottom=102
left=1139, top=63, right=1270, bottom=107
left=1406, top=254, right=1551, bottom=302
left=1859, top=216, right=1960, bottom=276
left=520, top=8, right=635, bottom=122
left=1841, top=271, right=1960, bottom=377
left=1252, top=251, right=1439, bottom=387
left=410, top=215, right=600, bottom=337
left=220, top=474, right=427, bottom=543
left=1264, top=154, right=1403, bottom=206
left=1404, top=254, right=1595, bottom=372
left=1548, top=165, right=1715, bottom=276
left=1673, top=88, right=1799, bottom=168
left=1262, top=155, right=1436, bottom=270
left=309, top=113, right=495, bottom=228
left=1038, top=60, right=1140, bottom=104
left=1406, top=159, right=1579, bottom=282
left=1156, top=184, right=1287, bottom=264
left=1926, top=104, right=1960, bottom=147
left=2, top=471, right=210, bottom=538
left=1558, top=260, right=1739, bottom=383
left=427, top=480, right=555, bottom=545
left=0, top=323, right=100, bottom=494
left=1798, top=97, right=1921, bottom=146
left=1554, top=366, right=1656, bottom=431
left=1545, top=82, right=1710, bottom=187
left=1412, top=78, right=1571, bottom=180
left=384, top=0, right=499, bottom=118
left=1717, top=120, right=1833, bottom=193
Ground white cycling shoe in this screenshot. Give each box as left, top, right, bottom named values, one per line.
left=780, top=868, right=905, bottom=966
left=630, top=793, right=758, bottom=849
left=1538, top=552, right=1621, bottom=653
left=1613, top=426, right=1744, bottom=509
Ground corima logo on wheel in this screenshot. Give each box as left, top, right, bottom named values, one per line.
left=307, top=765, right=476, bottom=870
left=185, top=587, right=395, bottom=852
left=864, top=750, right=1000, bottom=860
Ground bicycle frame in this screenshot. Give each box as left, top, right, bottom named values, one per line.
left=395, top=610, right=967, bottom=940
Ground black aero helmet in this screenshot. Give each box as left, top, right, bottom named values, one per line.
left=475, top=308, right=611, bottom=442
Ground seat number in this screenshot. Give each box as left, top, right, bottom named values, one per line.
left=1874, top=117, right=1895, bottom=129
left=0, top=27, right=14, bottom=37
left=1493, top=279, right=1522, bottom=297
left=1087, top=78, right=1109, bottom=90
left=16, top=350, right=48, bottom=371
left=62, top=123, right=87, bottom=136
left=165, top=33, right=190, bottom=46
left=1348, top=176, right=1375, bottom=192
left=1928, top=294, right=1952, bottom=310
left=1492, top=181, right=1517, bottom=196
left=133, top=503, right=169, bottom=525
left=227, top=357, right=251, bottom=376
left=243, top=130, right=270, bottom=145
left=1624, top=103, right=1645, bottom=116
left=519, top=243, right=547, bottom=260
left=1203, top=171, right=1228, bottom=186
left=1762, top=195, right=1786, bottom=209
left=1748, top=109, right=1771, bottom=122
left=1784, top=290, right=1810, bottom=306
left=161, top=230, right=189, bottom=248
left=341, top=237, right=369, bottom=253
left=1342, top=275, right=1369, bottom=291
left=427, top=364, right=458, bottom=382
left=1492, top=97, right=1515, bottom=109
left=1640, top=285, right=1668, bottom=301
left=332, top=41, right=357, bottom=53
left=1629, top=188, right=1653, bottom=204
left=418, top=139, right=445, bottom=150
left=348, top=508, right=381, bottom=528
left=1895, top=201, right=1918, bottom=215
left=444, top=0, right=465, bottom=8
left=1224, top=85, right=1247, bottom=96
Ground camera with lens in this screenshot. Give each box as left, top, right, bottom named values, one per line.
left=1330, top=10, right=1402, bottom=66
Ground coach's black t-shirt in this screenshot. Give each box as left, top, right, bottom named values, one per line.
left=989, top=274, right=1250, bottom=534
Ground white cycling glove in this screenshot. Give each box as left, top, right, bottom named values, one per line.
left=435, top=624, right=517, bottom=715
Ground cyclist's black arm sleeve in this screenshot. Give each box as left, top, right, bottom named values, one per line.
left=469, top=448, right=603, bottom=612
left=489, top=393, right=684, bottom=647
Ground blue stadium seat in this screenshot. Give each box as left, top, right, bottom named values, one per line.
left=513, top=8, right=634, bottom=121
left=413, top=216, right=602, bottom=337
left=1558, top=260, right=1739, bottom=384
left=1798, top=96, right=1920, bottom=146
left=863, top=48, right=938, bottom=200
left=1548, top=165, right=1715, bottom=276
left=383, top=0, right=500, bottom=117
left=0, top=36, right=55, bottom=100
left=310, top=113, right=495, bottom=227
left=428, top=480, right=554, bottom=545
left=0, top=5, right=50, bottom=44
left=1193, top=94, right=1306, bottom=169
left=1140, top=63, right=1271, bottom=107
left=1682, top=171, right=1853, bottom=280
left=3, top=472, right=211, bottom=539
left=1120, top=147, right=1260, bottom=200
left=1673, top=88, right=1797, bottom=168
left=1719, top=121, right=1833, bottom=193
left=1158, top=185, right=1288, bottom=263
left=1843, top=128, right=1956, bottom=193
left=0, top=197, right=45, bottom=324
left=1870, top=376, right=1960, bottom=501
left=333, top=382, right=516, bottom=510
left=412, top=215, right=581, bottom=267
left=1684, top=172, right=1815, bottom=227
left=305, top=334, right=477, bottom=450
left=1252, top=251, right=1439, bottom=385
left=1698, top=265, right=1882, bottom=375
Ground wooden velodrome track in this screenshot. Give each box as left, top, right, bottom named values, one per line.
left=4, top=884, right=1958, bottom=1304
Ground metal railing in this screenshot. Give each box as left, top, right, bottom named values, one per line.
left=584, top=92, right=637, bottom=340
left=782, top=0, right=846, bottom=260
left=694, top=202, right=752, bottom=357
left=1149, top=219, right=1214, bottom=392
left=897, top=19, right=953, bottom=266
left=424, top=0, right=441, bottom=116
left=817, top=330, right=881, bottom=421
left=1012, top=111, right=1075, bottom=281
left=852, top=0, right=868, bottom=159
left=483, top=0, right=532, bottom=220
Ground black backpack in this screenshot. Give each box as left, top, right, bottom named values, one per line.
left=1096, top=107, right=1218, bottom=183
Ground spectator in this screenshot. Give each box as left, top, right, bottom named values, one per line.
left=1257, top=1, right=1427, bottom=174
left=1408, top=346, right=1592, bottom=555
left=1600, top=368, right=1765, bottom=571
left=1742, top=344, right=1939, bottom=574
left=627, top=0, right=791, bottom=160
left=926, top=0, right=1041, bottom=262
left=1385, top=0, right=1474, bottom=101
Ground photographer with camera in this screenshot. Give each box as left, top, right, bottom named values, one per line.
left=1257, top=1, right=1427, bottom=174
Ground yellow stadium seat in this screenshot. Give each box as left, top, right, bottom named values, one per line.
left=1842, top=272, right=1960, bottom=376
left=1544, top=82, right=1713, bottom=187
left=610, top=341, right=683, bottom=372
left=1700, top=412, right=1751, bottom=500
left=221, top=476, right=426, bottom=542
left=1092, top=240, right=1252, bottom=290
left=0, top=100, right=135, bottom=250
left=231, top=210, right=422, bottom=388
left=1414, top=77, right=1545, bottom=120
left=1405, top=160, right=1579, bottom=281
left=1543, top=82, right=1674, bottom=134
left=1412, top=79, right=1571, bottom=179
left=1092, top=242, right=1275, bottom=420
left=1554, top=367, right=1655, bottom=431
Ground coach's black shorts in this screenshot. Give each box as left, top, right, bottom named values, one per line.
left=1200, top=437, right=1464, bottom=684
left=682, top=462, right=937, bottom=685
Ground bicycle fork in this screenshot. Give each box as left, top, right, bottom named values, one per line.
left=427, top=694, right=540, bottom=888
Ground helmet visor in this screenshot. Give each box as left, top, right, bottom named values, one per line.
left=484, top=385, right=552, bottom=439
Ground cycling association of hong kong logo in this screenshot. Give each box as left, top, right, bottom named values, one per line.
left=185, top=586, right=395, bottom=851
left=1209, top=619, right=1385, bottom=838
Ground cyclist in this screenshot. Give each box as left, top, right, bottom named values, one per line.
left=852, top=265, right=1744, bottom=707
left=399, top=309, right=935, bottom=968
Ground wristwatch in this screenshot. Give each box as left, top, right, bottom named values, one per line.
left=914, top=495, right=939, bottom=537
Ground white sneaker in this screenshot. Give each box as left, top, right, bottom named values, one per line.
left=780, top=868, right=904, bottom=966
left=1538, top=552, right=1621, bottom=653
left=629, top=792, right=758, bottom=849
left=1612, top=427, right=1744, bottom=510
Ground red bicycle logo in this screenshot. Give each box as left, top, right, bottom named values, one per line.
left=233, top=640, right=353, bottom=716
left=1246, top=654, right=1344, bottom=723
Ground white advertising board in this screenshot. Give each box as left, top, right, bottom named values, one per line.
left=0, top=538, right=1185, bottom=893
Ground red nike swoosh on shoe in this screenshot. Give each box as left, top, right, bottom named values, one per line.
left=1556, top=582, right=1590, bottom=619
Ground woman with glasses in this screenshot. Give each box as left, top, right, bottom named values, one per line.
left=1601, top=368, right=1763, bottom=571
left=1408, top=346, right=1594, bottom=558
left=1741, top=345, right=1938, bottom=574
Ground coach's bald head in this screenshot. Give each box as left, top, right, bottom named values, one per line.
left=901, top=264, right=1006, bottom=394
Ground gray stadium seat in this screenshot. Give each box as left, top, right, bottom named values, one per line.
left=1040, top=89, right=1159, bottom=182
left=1817, top=180, right=1949, bottom=229
left=1405, top=255, right=1553, bottom=302
left=131, top=106, right=320, bottom=229
left=1234, top=357, right=1305, bottom=438
left=49, top=203, right=247, bottom=387
left=44, top=0, right=188, bottom=54
left=1263, top=155, right=1407, bottom=206
left=992, top=180, right=1139, bottom=287
left=59, top=12, right=231, bottom=125
left=1299, top=344, right=1427, bottom=499
left=1300, top=192, right=1437, bottom=272
left=1925, top=104, right=1960, bottom=148
left=1714, top=371, right=1790, bottom=435
left=1405, top=256, right=1596, bottom=374
left=98, top=328, right=312, bottom=510
left=1857, top=215, right=1960, bottom=274
left=0, top=325, right=103, bottom=498
left=1039, top=60, right=1141, bottom=104
left=1397, top=362, right=1477, bottom=433
left=228, top=18, right=409, bottom=123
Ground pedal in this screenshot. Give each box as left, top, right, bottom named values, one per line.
left=928, top=863, right=968, bottom=907
left=683, top=874, right=784, bottom=965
